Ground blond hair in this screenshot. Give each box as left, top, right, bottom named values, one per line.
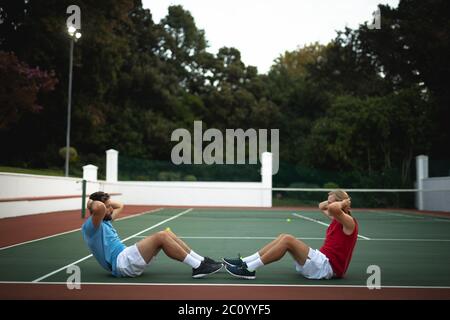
left=329, top=189, right=349, bottom=201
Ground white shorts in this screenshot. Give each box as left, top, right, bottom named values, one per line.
left=116, top=244, right=151, bottom=277
left=294, top=248, right=334, bottom=280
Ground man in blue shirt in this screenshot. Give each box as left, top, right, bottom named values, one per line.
left=82, top=191, right=222, bottom=278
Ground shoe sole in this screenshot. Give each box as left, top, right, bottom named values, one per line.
left=222, top=258, right=243, bottom=268
left=192, top=264, right=223, bottom=279
left=225, top=266, right=256, bottom=280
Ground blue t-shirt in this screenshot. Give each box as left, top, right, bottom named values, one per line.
left=81, top=217, right=126, bottom=277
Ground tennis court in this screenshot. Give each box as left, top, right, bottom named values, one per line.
left=1, top=206, right=450, bottom=299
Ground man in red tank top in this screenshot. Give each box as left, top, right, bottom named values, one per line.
left=224, top=190, right=358, bottom=280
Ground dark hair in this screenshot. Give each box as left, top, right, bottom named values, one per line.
left=89, top=191, right=110, bottom=203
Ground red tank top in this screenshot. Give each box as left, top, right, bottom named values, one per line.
left=319, top=217, right=358, bottom=278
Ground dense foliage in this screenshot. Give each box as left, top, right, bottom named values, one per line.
left=0, top=0, right=448, bottom=189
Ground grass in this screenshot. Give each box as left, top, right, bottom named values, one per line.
left=0, top=165, right=67, bottom=177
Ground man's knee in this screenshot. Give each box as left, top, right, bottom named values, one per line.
left=156, top=230, right=170, bottom=243
left=281, top=234, right=297, bottom=246
left=165, top=229, right=176, bottom=238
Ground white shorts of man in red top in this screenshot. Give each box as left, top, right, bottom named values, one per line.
left=224, top=190, right=358, bottom=279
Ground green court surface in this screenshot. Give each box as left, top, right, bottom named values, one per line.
left=1, top=207, right=450, bottom=288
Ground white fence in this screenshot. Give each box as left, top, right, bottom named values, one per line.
left=421, top=177, right=450, bottom=212
left=0, top=172, right=107, bottom=218
left=416, top=155, right=450, bottom=212
left=3, top=153, right=447, bottom=218
left=109, top=181, right=268, bottom=207
left=0, top=152, right=273, bottom=218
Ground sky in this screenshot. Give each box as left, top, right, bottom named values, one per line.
left=142, top=0, right=400, bottom=74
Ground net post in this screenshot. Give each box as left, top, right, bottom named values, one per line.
left=81, top=179, right=87, bottom=218
left=416, top=155, right=428, bottom=210
left=261, top=152, right=273, bottom=207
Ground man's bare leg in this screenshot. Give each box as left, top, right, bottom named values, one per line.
left=136, top=231, right=190, bottom=263
left=257, top=233, right=290, bottom=256
left=238, top=233, right=290, bottom=263
left=165, top=229, right=191, bottom=252
left=260, top=234, right=310, bottom=266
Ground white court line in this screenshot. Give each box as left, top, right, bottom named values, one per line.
left=115, top=208, right=163, bottom=221
left=0, top=228, right=85, bottom=251
left=131, top=235, right=450, bottom=242
left=364, top=238, right=450, bottom=242
left=133, top=236, right=326, bottom=240
left=1, top=281, right=450, bottom=289
left=370, top=210, right=450, bottom=222
left=371, top=211, right=425, bottom=220
left=292, top=213, right=330, bottom=227
left=293, top=213, right=371, bottom=240
left=31, top=208, right=192, bottom=283
left=0, top=208, right=163, bottom=251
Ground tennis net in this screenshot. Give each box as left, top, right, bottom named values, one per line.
left=272, top=187, right=450, bottom=210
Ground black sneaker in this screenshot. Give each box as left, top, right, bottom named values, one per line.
left=192, top=261, right=223, bottom=279
left=222, top=255, right=243, bottom=267
left=225, top=262, right=256, bottom=280
left=204, top=256, right=222, bottom=265
left=222, top=256, right=244, bottom=267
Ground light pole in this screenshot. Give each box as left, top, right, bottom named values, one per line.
left=65, top=26, right=81, bottom=177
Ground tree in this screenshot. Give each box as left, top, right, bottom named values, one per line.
left=157, top=5, right=209, bottom=92
left=305, top=90, right=432, bottom=185
left=0, top=51, right=58, bottom=129
left=357, top=0, right=450, bottom=158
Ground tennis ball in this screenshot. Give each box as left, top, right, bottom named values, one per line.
left=286, top=218, right=291, bottom=222
left=165, top=227, right=171, bottom=232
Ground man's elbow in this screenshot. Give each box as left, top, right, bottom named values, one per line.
left=91, top=201, right=106, bottom=214
left=318, top=202, right=328, bottom=210
left=112, top=201, right=124, bottom=210
left=328, top=203, right=342, bottom=217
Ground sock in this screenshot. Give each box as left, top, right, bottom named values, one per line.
left=190, top=250, right=205, bottom=261
left=242, top=252, right=260, bottom=263
left=246, top=258, right=264, bottom=271
left=183, top=254, right=201, bottom=269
